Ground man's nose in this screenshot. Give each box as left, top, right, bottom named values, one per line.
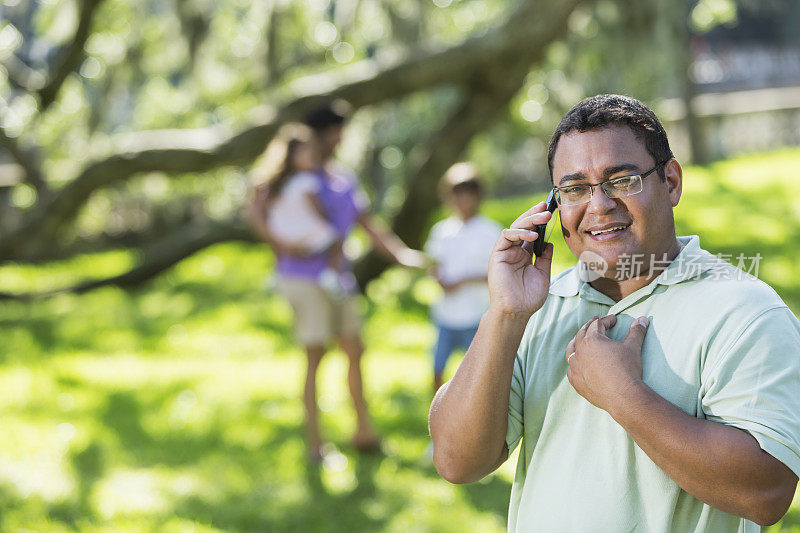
left=586, top=185, right=617, bottom=214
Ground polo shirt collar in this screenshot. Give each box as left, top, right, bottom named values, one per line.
left=654, top=235, right=715, bottom=285
left=549, top=235, right=715, bottom=299
left=549, top=265, right=581, bottom=297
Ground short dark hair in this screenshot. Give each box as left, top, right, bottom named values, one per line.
left=547, top=94, right=673, bottom=182
left=303, top=100, right=351, bottom=131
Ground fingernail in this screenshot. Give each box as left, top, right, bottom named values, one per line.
left=637, top=317, right=649, bottom=327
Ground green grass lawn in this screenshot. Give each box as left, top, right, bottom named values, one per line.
left=2, top=149, right=800, bottom=532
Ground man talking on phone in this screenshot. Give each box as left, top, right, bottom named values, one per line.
left=429, top=94, right=800, bottom=531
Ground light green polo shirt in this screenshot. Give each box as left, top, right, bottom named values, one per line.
left=506, top=235, right=800, bottom=532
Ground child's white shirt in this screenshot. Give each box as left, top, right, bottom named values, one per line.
left=267, top=172, right=339, bottom=253
left=425, top=214, right=502, bottom=329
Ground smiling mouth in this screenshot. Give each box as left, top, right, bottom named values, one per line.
left=586, top=223, right=631, bottom=237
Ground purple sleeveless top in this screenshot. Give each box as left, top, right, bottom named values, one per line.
left=276, top=167, right=363, bottom=280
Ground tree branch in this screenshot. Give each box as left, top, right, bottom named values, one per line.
left=176, top=0, right=211, bottom=70
left=7, top=205, right=207, bottom=263
left=0, top=217, right=255, bottom=301
left=0, top=3, right=44, bottom=92
left=0, top=53, right=46, bottom=92
left=264, top=0, right=282, bottom=86
left=37, top=0, right=107, bottom=112
left=0, top=127, right=50, bottom=199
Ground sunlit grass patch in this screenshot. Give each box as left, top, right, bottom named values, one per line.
left=0, top=250, right=136, bottom=294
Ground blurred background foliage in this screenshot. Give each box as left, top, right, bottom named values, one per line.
left=1, top=0, right=797, bottom=284
left=2, top=0, right=800, bottom=530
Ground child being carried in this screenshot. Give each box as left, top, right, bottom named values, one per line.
left=251, top=123, right=346, bottom=297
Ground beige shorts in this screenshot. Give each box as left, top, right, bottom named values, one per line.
left=277, top=276, right=362, bottom=347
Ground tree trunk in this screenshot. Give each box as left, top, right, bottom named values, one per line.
left=37, top=0, right=107, bottom=111
left=676, top=3, right=709, bottom=165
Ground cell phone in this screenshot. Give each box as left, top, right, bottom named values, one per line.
left=529, top=189, right=558, bottom=257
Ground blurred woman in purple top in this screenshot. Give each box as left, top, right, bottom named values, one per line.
left=249, top=101, right=426, bottom=462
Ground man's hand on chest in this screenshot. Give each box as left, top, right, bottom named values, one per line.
left=564, top=314, right=650, bottom=413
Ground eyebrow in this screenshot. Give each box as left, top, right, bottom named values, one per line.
left=558, top=163, right=642, bottom=185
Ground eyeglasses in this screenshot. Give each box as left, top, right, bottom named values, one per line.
left=552, top=161, right=667, bottom=206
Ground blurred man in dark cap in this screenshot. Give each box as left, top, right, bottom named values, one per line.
left=301, top=99, right=427, bottom=273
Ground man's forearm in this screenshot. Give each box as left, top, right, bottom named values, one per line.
left=429, top=307, right=529, bottom=483
left=611, top=382, right=796, bottom=525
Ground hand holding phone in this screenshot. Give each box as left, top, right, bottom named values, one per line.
left=527, top=189, right=558, bottom=257
left=489, top=194, right=557, bottom=318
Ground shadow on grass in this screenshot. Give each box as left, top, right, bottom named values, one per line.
left=462, top=475, right=512, bottom=520
left=86, top=387, right=405, bottom=530
left=0, top=283, right=297, bottom=360
left=98, top=389, right=304, bottom=467
left=273, top=455, right=392, bottom=532
left=165, top=447, right=399, bottom=532
left=86, top=383, right=508, bottom=531
left=40, top=442, right=107, bottom=527
left=378, top=387, right=431, bottom=437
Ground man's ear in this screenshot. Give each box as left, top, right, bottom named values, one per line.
left=664, top=158, right=683, bottom=207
